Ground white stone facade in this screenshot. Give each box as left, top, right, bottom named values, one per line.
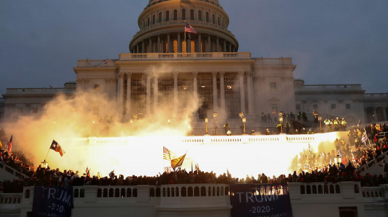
left=1, top=0, right=387, bottom=131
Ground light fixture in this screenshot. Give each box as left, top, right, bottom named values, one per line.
left=227, top=85, right=232, bottom=89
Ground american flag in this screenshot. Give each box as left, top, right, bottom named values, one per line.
left=163, top=146, right=177, bottom=161
left=185, top=23, right=197, bottom=34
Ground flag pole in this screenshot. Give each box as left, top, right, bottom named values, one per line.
left=44, top=139, right=53, bottom=161
left=44, top=148, right=50, bottom=161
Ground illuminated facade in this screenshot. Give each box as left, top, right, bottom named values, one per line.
left=1, top=0, right=388, bottom=131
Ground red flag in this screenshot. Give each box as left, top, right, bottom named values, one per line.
left=7, top=135, right=13, bottom=153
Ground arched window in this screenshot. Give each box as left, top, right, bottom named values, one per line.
left=153, top=15, right=155, bottom=24
left=218, top=17, right=220, bottom=25
left=159, top=12, right=162, bottom=23
left=212, top=14, right=215, bottom=24
left=198, top=10, right=202, bottom=21
left=174, top=10, right=178, bottom=20
left=206, top=12, right=209, bottom=22
left=182, top=9, right=186, bottom=20
left=166, top=11, right=170, bottom=21
left=148, top=17, right=150, bottom=26
left=190, top=9, right=194, bottom=20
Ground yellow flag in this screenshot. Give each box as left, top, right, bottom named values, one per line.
left=171, top=154, right=187, bottom=170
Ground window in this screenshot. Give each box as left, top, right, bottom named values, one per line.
left=206, top=12, right=209, bottom=22
left=94, top=84, right=101, bottom=92
left=166, top=11, right=169, bottom=21
left=159, top=12, right=162, bottom=23
left=198, top=10, right=202, bottom=21
left=296, top=104, right=301, bottom=110
left=148, top=18, right=150, bottom=26
left=346, top=104, right=351, bottom=109
left=331, top=104, right=336, bottom=109
left=153, top=15, right=155, bottom=24
left=32, top=108, right=38, bottom=113
left=182, top=9, right=186, bottom=20
left=212, top=14, right=215, bottom=24
left=190, top=9, right=194, bottom=20
left=218, top=17, right=220, bottom=25
left=271, top=104, right=278, bottom=115
left=270, top=82, right=276, bottom=90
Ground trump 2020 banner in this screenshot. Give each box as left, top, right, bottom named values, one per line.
left=33, top=186, right=74, bottom=217
left=230, top=184, right=293, bottom=217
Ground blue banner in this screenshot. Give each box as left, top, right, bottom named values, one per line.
left=33, top=186, right=73, bottom=217
left=230, top=184, right=293, bottom=217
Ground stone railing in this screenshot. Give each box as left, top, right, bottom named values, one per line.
left=254, top=57, right=293, bottom=65
left=0, top=193, right=22, bottom=205
left=357, top=151, right=388, bottom=173
left=3, top=183, right=388, bottom=217
left=5, top=88, right=75, bottom=94
left=363, top=93, right=388, bottom=99
left=288, top=182, right=362, bottom=199
left=295, top=84, right=362, bottom=90
left=67, top=134, right=320, bottom=146
left=0, top=161, right=30, bottom=179
left=117, top=52, right=251, bottom=61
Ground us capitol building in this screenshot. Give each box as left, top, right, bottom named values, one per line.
left=0, top=0, right=387, bottom=131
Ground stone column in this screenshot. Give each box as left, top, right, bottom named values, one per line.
left=136, top=45, right=139, bottom=53
left=208, top=35, right=211, bottom=52
left=148, top=38, right=152, bottom=53
left=173, top=72, right=178, bottom=113
left=247, top=71, right=255, bottom=115
left=157, top=35, right=160, bottom=53
left=153, top=77, right=158, bottom=113
left=219, top=71, right=226, bottom=113
left=178, top=33, right=182, bottom=53
left=167, top=34, right=172, bottom=53
left=212, top=71, right=218, bottom=112
left=239, top=71, right=246, bottom=113
left=118, top=73, right=125, bottom=115
left=146, top=74, right=151, bottom=115
left=197, top=33, right=201, bottom=52
left=216, top=37, right=220, bottom=52
left=188, top=37, right=191, bottom=53
left=229, top=43, right=232, bottom=52
left=161, top=39, right=164, bottom=53
left=193, top=72, right=199, bottom=119
left=126, top=73, right=132, bottom=116
left=223, top=40, right=226, bottom=52
left=142, top=41, right=145, bottom=53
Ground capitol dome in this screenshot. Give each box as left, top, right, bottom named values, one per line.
left=129, top=0, right=239, bottom=53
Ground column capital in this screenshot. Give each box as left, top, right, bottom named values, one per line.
left=212, top=71, right=217, bottom=77
left=173, top=71, right=179, bottom=77
left=126, top=72, right=132, bottom=78
left=238, top=71, right=245, bottom=76
left=192, top=71, right=198, bottom=77
left=246, top=71, right=253, bottom=76
left=118, top=73, right=125, bottom=78
left=219, top=71, right=225, bottom=76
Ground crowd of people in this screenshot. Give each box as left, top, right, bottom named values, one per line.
left=1, top=122, right=388, bottom=194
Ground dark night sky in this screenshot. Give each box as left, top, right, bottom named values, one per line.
left=1, top=0, right=387, bottom=95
